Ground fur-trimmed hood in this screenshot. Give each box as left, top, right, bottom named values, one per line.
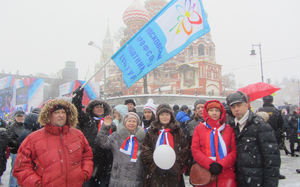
left=38, top=99, right=78, bottom=127
left=85, top=99, right=111, bottom=117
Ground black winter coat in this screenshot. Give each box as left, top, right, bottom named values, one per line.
left=286, top=113, right=298, bottom=143
left=17, top=113, right=40, bottom=146
left=229, top=110, right=280, bottom=187
left=0, top=128, right=8, bottom=176
left=72, top=94, right=116, bottom=178
left=6, top=121, right=24, bottom=154
left=258, top=104, right=284, bottom=143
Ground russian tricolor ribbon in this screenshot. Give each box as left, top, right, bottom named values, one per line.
left=119, top=135, right=139, bottom=162
left=141, top=121, right=151, bottom=132
left=94, top=117, right=112, bottom=135
left=155, top=128, right=174, bottom=149
left=204, top=122, right=227, bottom=161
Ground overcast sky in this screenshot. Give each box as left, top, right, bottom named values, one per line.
left=1, top=0, right=299, bottom=88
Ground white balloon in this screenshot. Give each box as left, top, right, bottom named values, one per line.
left=153, top=145, right=176, bottom=170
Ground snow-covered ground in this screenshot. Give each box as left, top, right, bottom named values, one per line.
left=1, top=142, right=300, bottom=187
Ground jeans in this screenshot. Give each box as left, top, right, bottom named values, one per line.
left=9, top=153, right=19, bottom=187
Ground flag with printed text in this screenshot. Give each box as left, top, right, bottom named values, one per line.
left=111, top=0, right=210, bottom=88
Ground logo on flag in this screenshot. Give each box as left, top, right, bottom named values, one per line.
left=112, top=0, right=210, bottom=88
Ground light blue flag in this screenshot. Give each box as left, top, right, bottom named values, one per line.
left=111, top=0, right=210, bottom=88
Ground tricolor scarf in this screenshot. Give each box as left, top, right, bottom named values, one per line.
left=204, top=122, right=227, bottom=161
left=94, top=117, right=112, bottom=135
left=141, top=121, right=150, bottom=132
left=119, top=135, right=139, bottom=162
left=155, top=128, right=174, bottom=149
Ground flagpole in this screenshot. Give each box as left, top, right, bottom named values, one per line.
left=73, top=58, right=111, bottom=98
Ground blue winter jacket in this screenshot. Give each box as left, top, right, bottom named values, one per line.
left=176, top=111, right=190, bottom=123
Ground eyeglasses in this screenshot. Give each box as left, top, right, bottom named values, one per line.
left=16, top=115, right=24, bottom=117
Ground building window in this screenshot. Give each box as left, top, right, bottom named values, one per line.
left=209, top=46, right=213, bottom=57
left=198, top=44, right=204, bottom=56
left=189, top=45, right=193, bottom=56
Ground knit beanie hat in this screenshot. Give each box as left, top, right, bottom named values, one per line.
left=206, top=101, right=222, bottom=112
left=123, top=112, right=140, bottom=126
left=194, top=99, right=207, bottom=110
left=144, top=98, right=156, bottom=115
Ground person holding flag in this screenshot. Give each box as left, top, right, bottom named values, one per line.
left=72, top=87, right=116, bottom=187
left=96, top=112, right=145, bottom=186
left=141, top=103, right=188, bottom=187
left=191, top=100, right=237, bottom=187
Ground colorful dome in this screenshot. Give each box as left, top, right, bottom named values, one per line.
left=123, top=0, right=150, bottom=25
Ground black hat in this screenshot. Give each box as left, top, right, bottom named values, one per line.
left=14, top=110, right=25, bottom=117
left=173, top=105, right=179, bottom=111
left=180, top=105, right=189, bottom=111
left=263, top=95, right=273, bottom=103
left=226, top=91, right=248, bottom=106
left=124, top=99, right=136, bottom=106
left=32, top=108, right=41, bottom=114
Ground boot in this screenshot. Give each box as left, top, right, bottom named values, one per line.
left=279, top=174, right=286, bottom=179
left=291, top=153, right=299, bottom=157
left=285, top=148, right=291, bottom=155
left=296, top=169, right=300, bottom=173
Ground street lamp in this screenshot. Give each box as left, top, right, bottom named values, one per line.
left=88, top=41, right=107, bottom=100
left=250, top=43, right=264, bottom=82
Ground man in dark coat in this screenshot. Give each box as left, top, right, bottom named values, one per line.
left=7, top=110, right=25, bottom=187
left=73, top=87, right=116, bottom=187
left=286, top=105, right=299, bottom=157
left=173, top=105, right=179, bottom=117
left=257, top=95, right=285, bottom=179
left=17, top=112, right=40, bottom=146
left=226, top=91, right=280, bottom=187
left=0, top=119, right=8, bottom=178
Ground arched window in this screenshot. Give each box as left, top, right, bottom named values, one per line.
left=209, top=46, right=213, bottom=57
left=198, top=44, right=205, bottom=56
left=189, top=45, right=193, bottom=56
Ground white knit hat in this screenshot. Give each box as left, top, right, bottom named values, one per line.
left=143, top=98, right=156, bottom=115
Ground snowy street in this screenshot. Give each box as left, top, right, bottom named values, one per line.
left=1, top=144, right=300, bottom=187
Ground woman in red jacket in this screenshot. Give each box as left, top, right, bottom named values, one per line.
left=191, top=100, right=237, bottom=187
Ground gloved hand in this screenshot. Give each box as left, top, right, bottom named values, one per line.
left=73, top=86, right=84, bottom=98
left=209, top=162, right=223, bottom=175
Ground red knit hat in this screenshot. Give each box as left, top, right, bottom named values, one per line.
left=206, top=101, right=222, bottom=111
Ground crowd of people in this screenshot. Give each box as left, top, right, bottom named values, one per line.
left=0, top=88, right=299, bottom=187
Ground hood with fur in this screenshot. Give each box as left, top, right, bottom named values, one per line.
left=38, top=99, right=78, bottom=127
left=85, top=99, right=111, bottom=117
left=203, top=100, right=227, bottom=126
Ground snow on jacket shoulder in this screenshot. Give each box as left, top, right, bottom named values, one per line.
left=13, top=124, right=93, bottom=187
